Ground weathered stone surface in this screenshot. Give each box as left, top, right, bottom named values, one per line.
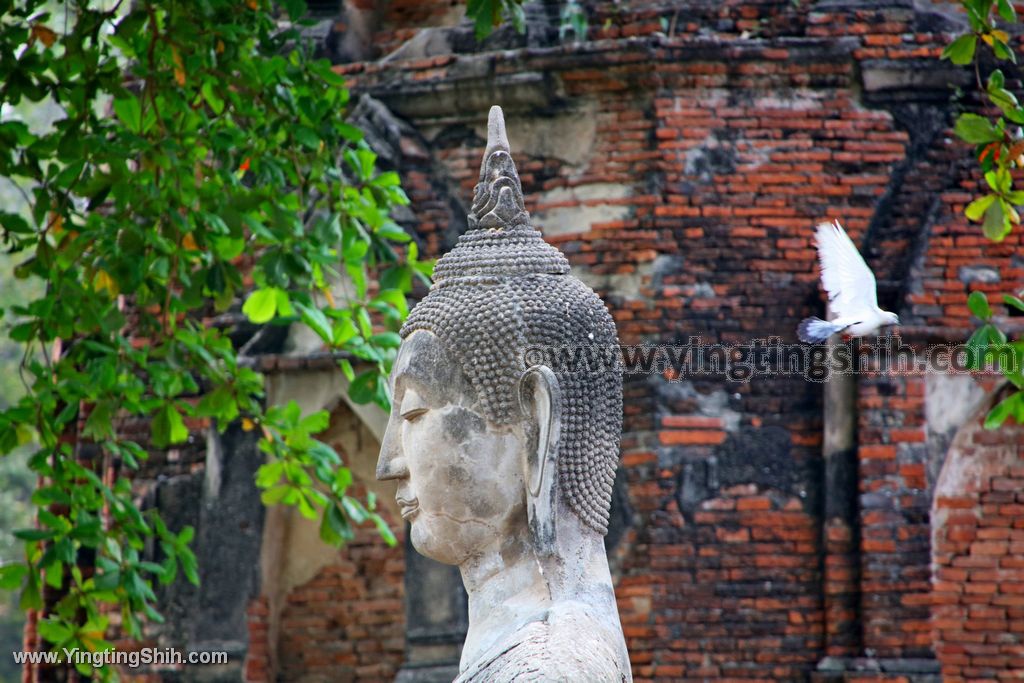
left=148, top=424, right=265, bottom=682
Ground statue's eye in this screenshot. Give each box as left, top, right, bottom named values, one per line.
left=399, top=388, right=427, bottom=423
left=401, top=408, right=428, bottom=423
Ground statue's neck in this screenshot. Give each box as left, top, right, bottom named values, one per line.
left=457, top=504, right=621, bottom=673
left=540, top=512, right=618, bottom=608
left=458, top=529, right=548, bottom=670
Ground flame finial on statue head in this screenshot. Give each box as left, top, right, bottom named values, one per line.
left=430, top=105, right=569, bottom=285
left=482, top=105, right=511, bottom=167
left=469, top=105, right=530, bottom=232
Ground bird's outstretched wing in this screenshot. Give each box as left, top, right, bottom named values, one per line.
left=814, top=220, right=878, bottom=320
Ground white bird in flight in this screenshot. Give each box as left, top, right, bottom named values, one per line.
left=797, top=220, right=900, bottom=343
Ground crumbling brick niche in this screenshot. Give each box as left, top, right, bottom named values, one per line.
left=931, top=384, right=1024, bottom=679
left=243, top=367, right=406, bottom=683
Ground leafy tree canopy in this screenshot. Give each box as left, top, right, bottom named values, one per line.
left=0, top=0, right=427, bottom=671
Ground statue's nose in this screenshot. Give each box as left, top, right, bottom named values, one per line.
left=376, top=424, right=407, bottom=481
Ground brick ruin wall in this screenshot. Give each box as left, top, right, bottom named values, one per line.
left=931, top=396, right=1024, bottom=680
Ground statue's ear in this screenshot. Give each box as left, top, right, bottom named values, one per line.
left=518, top=365, right=561, bottom=558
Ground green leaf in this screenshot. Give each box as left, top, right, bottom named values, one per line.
left=166, top=405, right=190, bottom=444
left=964, top=0, right=989, bottom=30
left=986, top=170, right=1001, bottom=193
left=342, top=496, right=368, bottom=524
left=152, top=404, right=188, bottom=448
left=319, top=507, right=344, bottom=546
left=275, top=288, right=294, bottom=318
left=297, top=492, right=318, bottom=520
left=143, top=603, right=166, bottom=624
left=261, top=484, right=292, bottom=505
left=15, top=424, right=35, bottom=447
left=179, top=549, right=199, bottom=585
left=37, top=619, right=73, bottom=645
left=373, top=288, right=410, bottom=318
left=0, top=211, right=33, bottom=235
left=1003, top=294, right=1024, bottom=312
left=966, top=324, right=994, bottom=370
left=965, top=194, right=997, bottom=222
left=335, top=122, right=362, bottom=142
left=113, top=96, right=142, bottom=133
left=985, top=391, right=1023, bottom=428
left=348, top=371, right=380, bottom=405
left=955, top=113, right=1001, bottom=144
left=94, top=569, right=120, bottom=591
left=105, top=537, right=123, bottom=563
left=339, top=358, right=355, bottom=382
left=19, top=579, right=40, bottom=611
left=371, top=171, right=402, bottom=189
left=356, top=306, right=373, bottom=338
left=83, top=401, right=114, bottom=440
left=377, top=222, right=411, bottom=243
left=256, top=461, right=285, bottom=489
left=43, top=561, right=62, bottom=589
left=371, top=513, right=397, bottom=547
left=968, top=291, right=993, bottom=320
left=213, top=236, right=245, bottom=260
left=505, top=0, right=527, bottom=32
left=997, top=0, right=1017, bottom=21
left=299, top=411, right=331, bottom=434
left=321, top=503, right=352, bottom=545
left=334, top=317, right=358, bottom=346
left=294, top=126, right=320, bottom=150
left=468, top=0, right=500, bottom=40
left=38, top=510, right=70, bottom=534
left=942, top=34, right=978, bottom=65
left=986, top=71, right=1021, bottom=119
left=1002, top=342, right=1024, bottom=389
left=0, top=564, right=28, bottom=590
left=982, top=197, right=1011, bottom=241
left=243, top=287, right=280, bottom=323
left=13, top=529, right=56, bottom=541
left=282, top=0, right=308, bottom=20
left=370, top=332, right=402, bottom=349
left=992, top=37, right=1016, bottom=63
left=201, top=81, right=225, bottom=115
left=295, top=302, right=332, bottom=343
left=334, top=467, right=353, bottom=493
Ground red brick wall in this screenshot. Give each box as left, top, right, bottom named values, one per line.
left=321, top=1, right=1024, bottom=681
left=932, top=394, right=1024, bottom=680
left=619, top=486, right=821, bottom=679
left=374, top=0, right=463, bottom=56
left=856, top=373, right=933, bottom=659
left=278, top=530, right=405, bottom=681
left=244, top=521, right=405, bottom=683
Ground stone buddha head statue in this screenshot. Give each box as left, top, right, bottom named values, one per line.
left=377, top=106, right=630, bottom=682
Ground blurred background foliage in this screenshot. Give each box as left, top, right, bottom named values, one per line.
left=0, top=94, right=53, bottom=683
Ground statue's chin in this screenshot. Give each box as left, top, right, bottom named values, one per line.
left=409, top=518, right=463, bottom=566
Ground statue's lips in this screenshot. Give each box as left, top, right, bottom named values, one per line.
left=396, top=496, right=419, bottom=521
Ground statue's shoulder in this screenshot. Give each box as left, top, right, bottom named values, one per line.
left=455, top=602, right=630, bottom=683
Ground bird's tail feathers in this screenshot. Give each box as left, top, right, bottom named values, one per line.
left=797, top=317, right=842, bottom=343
